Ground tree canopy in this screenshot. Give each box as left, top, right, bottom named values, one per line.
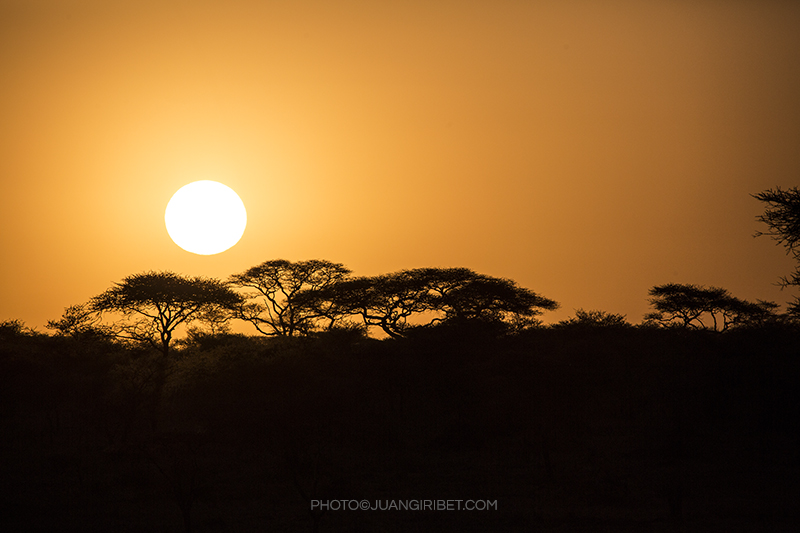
left=46, top=303, right=111, bottom=339
left=644, top=283, right=779, bottom=331
left=754, top=186, right=800, bottom=313
left=754, top=186, right=800, bottom=257
left=296, top=267, right=559, bottom=338
left=229, top=259, right=352, bottom=336
left=90, top=271, right=243, bottom=356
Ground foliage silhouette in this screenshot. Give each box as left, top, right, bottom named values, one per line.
left=2, top=313, right=800, bottom=531
left=46, top=303, right=112, bottom=340
left=295, top=267, right=558, bottom=338
left=90, top=271, right=243, bottom=357
left=554, top=308, right=632, bottom=329
left=6, top=244, right=800, bottom=530
left=644, top=282, right=779, bottom=331
left=229, top=259, right=352, bottom=336
left=754, top=186, right=800, bottom=257
left=7, top=174, right=800, bottom=530
left=0, top=318, right=39, bottom=338
left=754, top=186, right=800, bottom=314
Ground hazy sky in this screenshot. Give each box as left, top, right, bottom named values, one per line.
left=2, top=0, right=799, bottom=330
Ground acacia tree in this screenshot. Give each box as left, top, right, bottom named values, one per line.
left=297, top=272, right=431, bottom=339
left=229, top=259, right=352, bottom=336
left=296, top=267, right=559, bottom=338
left=754, top=186, right=800, bottom=314
left=644, top=283, right=778, bottom=331
left=430, top=270, right=559, bottom=326
left=722, top=297, right=781, bottom=329
left=90, top=271, right=243, bottom=356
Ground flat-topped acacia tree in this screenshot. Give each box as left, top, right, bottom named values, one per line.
left=229, top=259, right=352, bottom=336
left=295, top=267, right=559, bottom=338
left=90, top=271, right=243, bottom=357
left=644, top=282, right=779, bottom=331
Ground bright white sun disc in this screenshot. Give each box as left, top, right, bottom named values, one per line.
left=165, top=181, right=247, bottom=255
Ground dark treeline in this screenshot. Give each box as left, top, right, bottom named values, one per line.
left=1, top=186, right=799, bottom=531
left=1, top=320, right=799, bottom=532
left=37, top=261, right=795, bottom=352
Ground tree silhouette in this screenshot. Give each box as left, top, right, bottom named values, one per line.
left=90, top=271, right=243, bottom=357
left=644, top=283, right=778, bottom=331
left=229, top=259, right=352, bottom=336
left=430, top=269, right=559, bottom=327
left=754, top=186, right=800, bottom=313
left=297, top=267, right=558, bottom=338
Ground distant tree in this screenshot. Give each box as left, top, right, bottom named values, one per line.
left=90, top=271, right=243, bottom=357
left=229, top=259, right=352, bottom=336
left=555, top=309, right=631, bottom=329
left=644, top=283, right=778, bottom=331
left=46, top=303, right=112, bottom=339
left=720, top=298, right=783, bottom=329
left=297, top=267, right=559, bottom=338
left=753, top=186, right=800, bottom=314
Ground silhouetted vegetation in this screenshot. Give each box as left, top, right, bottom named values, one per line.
left=295, top=267, right=559, bottom=338
left=644, top=283, right=780, bottom=331
left=229, top=259, right=352, bottom=336
left=554, top=308, right=632, bottom=330
left=89, top=271, right=244, bottom=357
left=4, top=190, right=800, bottom=531
left=755, top=186, right=800, bottom=314
left=46, top=303, right=112, bottom=340
left=1, top=318, right=798, bottom=532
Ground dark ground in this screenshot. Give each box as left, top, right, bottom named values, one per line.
left=1, top=324, right=798, bottom=532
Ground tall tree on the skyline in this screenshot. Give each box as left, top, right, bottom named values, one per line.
left=90, top=271, right=243, bottom=357
left=229, top=259, right=352, bottom=336
left=296, top=267, right=559, bottom=338
left=644, top=283, right=778, bottom=331
left=754, top=186, right=800, bottom=314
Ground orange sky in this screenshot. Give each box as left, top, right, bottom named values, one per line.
left=2, top=0, right=800, bottom=330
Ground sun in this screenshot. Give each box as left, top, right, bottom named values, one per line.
left=165, top=181, right=247, bottom=255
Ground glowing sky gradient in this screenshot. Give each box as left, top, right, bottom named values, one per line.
left=2, top=0, right=799, bottom=329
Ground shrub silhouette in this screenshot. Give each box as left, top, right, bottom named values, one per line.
left=554, top=308, right=631, bottom=329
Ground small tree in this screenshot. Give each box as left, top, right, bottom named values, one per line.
left=644, top=283, right=778, bottom=331
left=90, top=271, right=243, bottom=357
left=229, top=259, right=352, bottom=336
